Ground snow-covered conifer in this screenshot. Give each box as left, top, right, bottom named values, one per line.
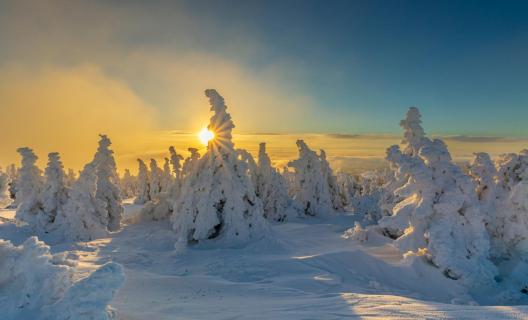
left=256, top=143, right=290, bottom=221
left=6, top=164, right=19, bottom=206
left=400, top=107, right=426, bottom=156
left=41, top=152, right=69, bottom=228
left=237, top=148, right=258, bottom=188
left=169, top=146, right=183, bottom=180
left=57, top=163, right=108, bottom=241
left=0, top=167, right=11, bottom=208
left=120, top=169, right=137, bottom=198
left=320, top=150, right=345, bottom=211
left=288, top=140, right=333, bottom=216
left=378, top=112, right=497, bottom=286
left=134, top=159, right=150, bottom=205
left=65, top=169, right=77, bottom=188
left=161, top=158, right=173, bottom=193
left=15, top=147, right=44, bottom=227
left=182, top=148, right=200, bottom=178
left=92, top=135, right=123, bottom=232
left=496, top=150, right=528, bottom=191
left=149, top=159, right=162, bottom=200
left=171, top=89, right=267, bottom=246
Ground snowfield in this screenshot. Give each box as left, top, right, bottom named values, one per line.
left=2, top=205, right=527, bottom=319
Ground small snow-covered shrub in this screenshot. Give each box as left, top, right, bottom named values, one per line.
left=171, top=89, right=267, bottom=246
left=0, top=237, right=124, bottom=320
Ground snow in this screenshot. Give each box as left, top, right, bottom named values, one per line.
left=0, top=234, right=124, bottom=320
left=2, top=206, right=527, bottom=319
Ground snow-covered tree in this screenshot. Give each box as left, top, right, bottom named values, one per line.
left=92, top=135, right=123, bottom=232
left=337, top=172, right=383, bottom=222
left=41, top=152, right=69, bottom=228
left=171, top=89, right=267, bottom=247
left=237, top=148, right=258, bottom=189
left=379, top=107, right=428, bottom=218
left=182, top=148, right=200, bottom=178
left=0, top=167, right=11, bottom=208
left=320, top=150, right=345, bottom=212
left=134, top=159, right=150, bottom=205
left=65, top=169, right=77, bottom=188
left=120, top=169, right=137, bottom=199
left=500, top=167, right=528, bottom=259
left=169, top=146, right=183, bottom=180
left=15, top=147, right=44, bottom=227
left=400, top=107, right=426, bottom=156
left=496, top=150, right=528, bottom=191
left=149, top=159, right=162, bottom=200
left=161, top=158, right=173, bottom=193
left=256, top=143, right=291, bottom=221
left=57, top=163, right=108, bottom=241
left=6, top=164, right=19, bottom=206
left=288, top=140, right=334, bottom=216
left=0, top=237, right=124, bottom=320
left=378, top=112, right=497, bottom=286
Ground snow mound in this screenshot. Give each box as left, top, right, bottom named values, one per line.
left=0, top=236, right=124, bottom=320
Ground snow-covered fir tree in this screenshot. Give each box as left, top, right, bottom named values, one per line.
left=237, top=148, right=258, bottom=189
left=169, top=146, right=183, bottom=180
left=161, top=158, right=173, bottom=193
left=288, top=140, right=334, bottom=216
left=57, top=163, right=108, bottom=241
left=256, top=142, right=291, bottom=222
left=496, top=150, right=528, bottom=191
left=501, top=168, right=528, bottom=259
left=41, top=152, right=69, bottom=228
left=182, top=148, right=200, bottom=178
left=400, top=106, right=426, bottom=156
left=149, top=159, right=162, bottom=200
left=378, top=111, right=497, bottom=286
left=134, top=159, right=150, bottom=205
left=0, top=167, right=11, bottom=208
left=15, top=147, right=44, bottom=228
left=6, top=164, right=19, bottom=207
left=65, top=168, right=77, bottom=188
left=171, top=89, right=267, bottom=247
left=92, top=135, right=123, bottom=232
left=319, top=150, right=345, bottom=212
left=337, top=172, right=383, bottom=222
left=380, top=107, right=428, bottom=218
left=120, top=169, right=137, bottom=199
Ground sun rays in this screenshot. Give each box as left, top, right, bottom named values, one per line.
left=198, top=128, right=215, bottom=145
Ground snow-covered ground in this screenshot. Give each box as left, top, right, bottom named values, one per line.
left=1, top=205, right=527, bottom=319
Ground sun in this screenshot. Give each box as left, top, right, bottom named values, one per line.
left=198, top=127, right=215, bottom=145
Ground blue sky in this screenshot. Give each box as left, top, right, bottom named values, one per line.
left=178, top=0, right=528, bottom=135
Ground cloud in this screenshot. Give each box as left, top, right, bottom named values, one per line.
left=441, top=135, right=510, bottom=143
left=325, top=133, right=361, bottom=139
left=0, top=64, right=157, bottom=170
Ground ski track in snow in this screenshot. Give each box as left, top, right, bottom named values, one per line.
left=1, top=206, right=528, bottom=319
